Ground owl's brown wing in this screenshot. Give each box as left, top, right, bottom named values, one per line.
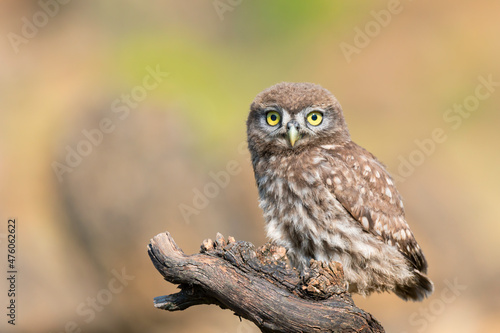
left=321, top=142, right=428, bottom=273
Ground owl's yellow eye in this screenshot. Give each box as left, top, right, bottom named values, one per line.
left=307, top=111, right=323, bottom=126
left=266, top=111, right=281, bottom=126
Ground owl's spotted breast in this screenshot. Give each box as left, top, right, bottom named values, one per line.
left=255, top=150, right=346, bottom=261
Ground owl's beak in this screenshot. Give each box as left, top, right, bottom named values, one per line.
left=286, top=121, right=300, bottom=147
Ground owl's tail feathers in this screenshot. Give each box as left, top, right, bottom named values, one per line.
left=395, top=270, right=434, bottom=302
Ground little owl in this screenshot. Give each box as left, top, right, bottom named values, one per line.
left=246, top=82, right=433, bottom=301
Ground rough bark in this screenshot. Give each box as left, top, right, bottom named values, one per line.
left=148, top=232, right=385, bottom=333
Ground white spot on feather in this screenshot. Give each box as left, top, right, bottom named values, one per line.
left=405, top=229, right=412, bottom=239
left=400, top=229, right=406, bottom=240
left=361, top=216, right=369, bottom=229
left=385, top=187, right=392, bottom=198
left=363, top=165, right=371, bottom=174
left=312, top=156, right=323, bottom=164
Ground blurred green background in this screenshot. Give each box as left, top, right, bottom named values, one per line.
left=1, top=1, right=499, bottom=332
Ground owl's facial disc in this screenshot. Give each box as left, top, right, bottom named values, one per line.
left=248, top=83, right=352, bottom=155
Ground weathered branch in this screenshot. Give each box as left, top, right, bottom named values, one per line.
left=148, top=232, right=384, bottom=333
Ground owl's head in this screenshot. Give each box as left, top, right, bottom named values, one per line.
left=247, top=82, right=351, bottom=156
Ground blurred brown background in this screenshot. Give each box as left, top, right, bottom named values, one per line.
left=1, top=1, right=499, bottom=332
